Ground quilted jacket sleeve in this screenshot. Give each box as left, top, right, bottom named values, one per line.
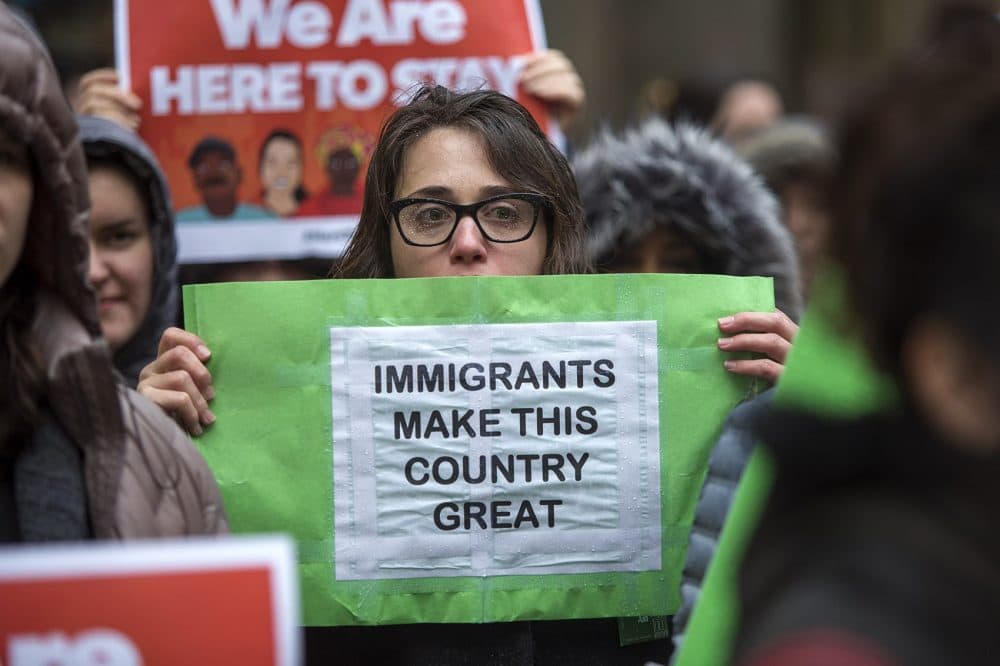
left=670, top=389, right=772, bottom=659
left=115, top=387, right=229, bottom=537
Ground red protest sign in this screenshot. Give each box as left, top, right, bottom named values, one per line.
left=115, top=0, right=554, bottom=263
left=0, top=536, right=298, bottom=666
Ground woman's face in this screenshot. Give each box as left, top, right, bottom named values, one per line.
left=260, top=136, right=303, bottom=194
left=389, top=127, right=548, bottom=278
left=87, top=166, right=154, bottom=351
left=0, top=133, right=32, bottom=286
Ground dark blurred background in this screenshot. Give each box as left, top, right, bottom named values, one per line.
left=13, top=0, right=943, bottom=142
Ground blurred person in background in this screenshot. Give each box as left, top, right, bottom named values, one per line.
left=738, top=116, right=835, bottom=299
left=0, top=4, right=226, bottom=541
left=712, top=79, right=784, bottom=144
left=80, top=114, right=179, bottom=388
left=736, top=6, right=1000, bottom=665
left=575, top=117, right=801, bottom=329
left=574, top=117, right=801, bottom=656
left=653, top=72, right=784, bottom=144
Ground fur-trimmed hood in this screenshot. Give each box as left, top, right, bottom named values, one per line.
left=78, top=115, right=179, bottom=387
left=573, top=118, right=802, bottom=320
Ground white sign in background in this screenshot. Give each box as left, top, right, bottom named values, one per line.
left=330, top=321, right=661, bottom=581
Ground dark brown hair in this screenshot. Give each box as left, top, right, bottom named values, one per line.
left=0, top=262, right=43, bottom=453
left=334, top=85, right=591, bottom=278
left=831, top=4, right=1000, bottom=376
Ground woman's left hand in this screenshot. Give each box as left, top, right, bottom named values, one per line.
left=518, top=49, right=585, bottom=130
left=717, top=309, right=799, bottom=383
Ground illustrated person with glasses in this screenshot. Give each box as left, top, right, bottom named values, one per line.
left=135, top=85, right=795, bottom=664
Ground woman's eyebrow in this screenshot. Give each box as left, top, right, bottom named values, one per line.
left=97, top=219, right=141, bottom=232
left=401, top=184, right=519, bottom=200
left=478, top=185, right=519, bottom=198
left=403, top=185, right=453, bottom=199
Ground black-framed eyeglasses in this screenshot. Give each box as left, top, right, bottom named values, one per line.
left=389, top=192, right=549, bottom=247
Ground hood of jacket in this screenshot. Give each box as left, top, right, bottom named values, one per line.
left=0, top=5, right=131, bottom=537
left=0, top=9, right=94, bottom=333
left=573, top=118, right=802, bottom=320
left=78, top=115, right=178, bottom=386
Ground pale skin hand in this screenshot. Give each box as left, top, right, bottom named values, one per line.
left=717, top=309, right=799, bottom=383
left=137, top=327, right=216, bottom=436
left=518, top=49, right=585, bottom=130
left=73, top=69, right=142, bottom=131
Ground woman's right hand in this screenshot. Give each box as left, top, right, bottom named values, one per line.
left=72, top=68, right=142, bottom=131
left=138, top=327, right=216, bottom=436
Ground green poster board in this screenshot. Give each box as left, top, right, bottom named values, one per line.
left=674, top=271, right=897, bottom=665
left=184, top=273, right=773, bottom=626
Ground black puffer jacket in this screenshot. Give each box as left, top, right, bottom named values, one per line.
left=735, top=410, right=1000, bottom=665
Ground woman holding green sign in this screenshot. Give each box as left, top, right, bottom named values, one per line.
left=140, top=87, right=797, bottom=437
left=138, top=84, right=797, bottom=663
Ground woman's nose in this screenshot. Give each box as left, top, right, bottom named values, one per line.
left=88, top=242, right=109, bottom=285
left=448, top=216, right=487, bottom=265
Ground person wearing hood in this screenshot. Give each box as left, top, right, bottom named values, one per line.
left=572, top=118, right=801, bottom=658
left=575, top=118, right=802, bottom=322
left=0, top=4, right=226, bottom=541
left=737, top=117, right=835, bottom=300
left=574, top=118, right=801, bottom=384
left=79, top=114, right=179, bottom=388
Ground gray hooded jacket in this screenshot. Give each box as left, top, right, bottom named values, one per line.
left=77, top=115, right=178, bottom=387
left=573, top=118, right=802, bottom=320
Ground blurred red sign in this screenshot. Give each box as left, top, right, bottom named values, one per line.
left=0, top=536, right=298, bottom=666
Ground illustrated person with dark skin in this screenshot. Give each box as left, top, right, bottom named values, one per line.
left=296, top=135, right=366, bottom=217
left=176, top=137, right=270, bottom=222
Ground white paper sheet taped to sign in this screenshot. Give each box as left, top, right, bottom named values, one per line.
left=329, top=320, right=661, bottom=581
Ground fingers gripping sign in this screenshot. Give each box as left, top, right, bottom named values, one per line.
left=138, top=327, right=216, bottom=435
left=717, top=309, right=799, bottom=383
left=517, top=49, right=585, bottom=130
left=73, top=69, right=143, bottom=131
